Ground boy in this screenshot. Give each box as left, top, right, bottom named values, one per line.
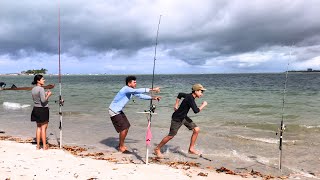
left=109, top=76, right=160, bottom=152
left=154, top=84, right=207, bottom=157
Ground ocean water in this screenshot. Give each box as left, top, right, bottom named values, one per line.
left=1, top=74, right=320, bottom=178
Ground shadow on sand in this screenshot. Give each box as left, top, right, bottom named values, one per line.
left=99, top=137, right=144, bottom=163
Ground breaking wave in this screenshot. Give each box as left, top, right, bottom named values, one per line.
left=3, top=102, right=31, bottom=110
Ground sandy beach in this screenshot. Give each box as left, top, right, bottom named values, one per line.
left=0, top=137, right=266, bottom=180
left=2, top=74, right=319, bottom=180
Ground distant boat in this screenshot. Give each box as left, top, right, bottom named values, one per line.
left=0, top=84, right=55, bottom=91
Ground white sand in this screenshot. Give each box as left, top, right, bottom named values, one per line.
left=0, top=140, right=260, bottom=180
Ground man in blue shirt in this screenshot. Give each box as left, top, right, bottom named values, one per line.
left=154, top=84, right=207, bottom=157
left=109, top=76, right=161, bottom=153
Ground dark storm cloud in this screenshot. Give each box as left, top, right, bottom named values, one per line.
left=1, top=0, right=319, bottom=67
left=0, top=0, right=155, bottom=58
left=163, top=0, right=320, bottom=64
left=0, top=1, right=57, bottom=56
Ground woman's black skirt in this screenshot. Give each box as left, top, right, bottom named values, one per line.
left=31, top=107, right=49, bottom=123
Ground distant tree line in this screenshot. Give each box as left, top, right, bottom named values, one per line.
left=23, top=68, right=48, bottom=75
left=288, top=68, right=320, bottom=72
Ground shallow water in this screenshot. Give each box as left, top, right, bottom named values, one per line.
left=1, top=73, right=319, bottom=178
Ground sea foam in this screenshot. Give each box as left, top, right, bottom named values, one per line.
left=3, top=102, right=31, bottom=110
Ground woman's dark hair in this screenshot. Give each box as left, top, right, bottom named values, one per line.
left=125, top=75, right=136, bottom=85
left=31, top=74, right=43, bottom=85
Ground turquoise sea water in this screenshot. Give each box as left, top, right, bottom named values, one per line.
left=1, top=74, right=319, bottom=178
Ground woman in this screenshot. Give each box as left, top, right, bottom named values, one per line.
left=31, top=75, right=52, bottom=150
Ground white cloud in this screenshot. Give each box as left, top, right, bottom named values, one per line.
left=295, top=56, right=320, bottom=70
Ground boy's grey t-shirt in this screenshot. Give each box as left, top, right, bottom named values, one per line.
left=31, top=86, right=48, bottom=107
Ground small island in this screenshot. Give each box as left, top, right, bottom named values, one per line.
left=21, top=68, right=48, bottom=75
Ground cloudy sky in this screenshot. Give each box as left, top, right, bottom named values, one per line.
left=0, top=0, right=319, bottom=74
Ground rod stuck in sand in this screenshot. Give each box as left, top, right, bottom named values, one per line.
left=145, top=15, right=162, bottom=164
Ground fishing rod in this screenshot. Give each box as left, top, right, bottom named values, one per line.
left=145, top=15, right=162, bottom=164
left=58, top=2, right=64, bottom=149
left=277, top=50, right=291, bottom=170
left=149, top=15, right=162, bottom=114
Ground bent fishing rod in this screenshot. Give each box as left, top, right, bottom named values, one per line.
left=145, top=15, right=162, bottom=165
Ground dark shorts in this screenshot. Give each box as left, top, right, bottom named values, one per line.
left=31, top=107, right=49, bottom=123
left=110, top=112, right=131, bottom=133
left=168, top=117, right=197, bottom=136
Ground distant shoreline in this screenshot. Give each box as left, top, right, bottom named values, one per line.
left=1, top=71, right=320, bottom=76
left=288, top=70, right=320, bottom=73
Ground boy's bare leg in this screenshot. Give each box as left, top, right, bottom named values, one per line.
left=188, top=127, right=200, bottom=155
left=119, top=129, right=128, bottom=152
left=154, top=136, right=173, bottom=157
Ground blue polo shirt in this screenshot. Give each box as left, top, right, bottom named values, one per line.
left=109, top=86, right=151, bottom=113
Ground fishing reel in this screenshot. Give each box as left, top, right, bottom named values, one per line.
left=276, top=124, right=286, bottom=136
left=142, top=105, right=156, bottom=114
left=150, top=104, right=156, bottom=113
left=54, top=99, right=65, bottom=106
